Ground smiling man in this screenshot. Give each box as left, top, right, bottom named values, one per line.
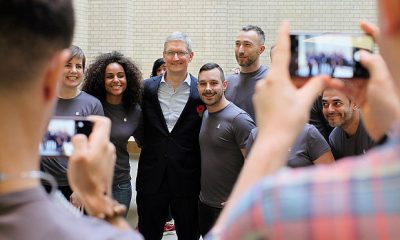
left=136, top=32, right=203, bottom=240
left=322, top=88, right=375, bottom=159
left=197, top=63, right=255, bottom=237
left=225, top=25, right=268, bottom=121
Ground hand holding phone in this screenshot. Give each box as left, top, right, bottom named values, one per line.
left=289, top=33, right=374, bottom=79
left=39, top=117, right=93, bottom=157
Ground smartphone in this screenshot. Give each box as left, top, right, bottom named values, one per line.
left=39, top=117, right=93, bottom=157
left=289, top=33, right=374, bottom=79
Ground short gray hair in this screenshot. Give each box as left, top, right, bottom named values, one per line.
left=164, top=32, right=193, bottom=53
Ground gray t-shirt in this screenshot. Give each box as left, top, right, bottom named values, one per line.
left=0, top=187, right=142, bottom=240
left=41, top=91, right=104, bottom=186
left=329, top=120, right=376, bottom=160
left=224, top=65, right=268, bottom=121
left=246, top=124, right=331, bottom=168
left=103, top=102, right=141, bottom=184
left=199, top=103, right=255, bottom=208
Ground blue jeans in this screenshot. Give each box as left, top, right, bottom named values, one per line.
left=112, top=181, right=132, bottom=217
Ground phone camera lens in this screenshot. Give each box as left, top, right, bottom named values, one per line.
left=77, top=121, right=84, bottom=128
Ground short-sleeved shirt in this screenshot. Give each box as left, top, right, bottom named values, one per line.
left=224, top=65, right=268, bottom=121
left=41, top=91, right=104, bottom=186
left=103, top=102, right=141, bottom=184
left=329, top=120, right=376, bottom=160
left=206, top=124, right=400, bottom=240
left=199, top=103, right=255, bottom=208
left=246, top=124, right=331, bottom=167
left=0, top=187, right=142, bottom=240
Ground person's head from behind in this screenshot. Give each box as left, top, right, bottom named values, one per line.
left=322, top=88, right=357, bottom=128
left=0, top=0, right=74, bottom=137
left=197, top=63, right=227, bottom=107
left=62, top=45, right=86, bottom=90
left=235, top=25, right=266, bottom=69
left=83, top=51, right=142, bottom=110
left=163, top=32, right=194, bottom=74
left=151, top=58, right=166, bottom=77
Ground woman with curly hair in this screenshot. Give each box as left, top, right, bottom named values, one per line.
left=82, top=51, right=142, bottom=214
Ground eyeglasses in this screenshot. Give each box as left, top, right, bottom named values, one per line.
left=164, top=50, right=189, bottom=58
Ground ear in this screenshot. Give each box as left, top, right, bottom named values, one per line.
left=222, top=80, right=228, bottom=91
left=188, top=51, right=194, bottom=63
left=380, top=0, right=400, bottom=35
left=43, top=49, right=70, bottom=102
left=259, top=45, right=266, bottom=55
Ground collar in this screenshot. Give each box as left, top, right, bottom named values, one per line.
left=161, top=73, right=191, bottom=86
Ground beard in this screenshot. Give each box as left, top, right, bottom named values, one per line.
left=235, top=53, right=257, bottom=67
left=326, top=109, right=354, bottom=127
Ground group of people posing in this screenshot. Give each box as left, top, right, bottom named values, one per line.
left=2, top=0, right=400, bottom=239
left=41, top=23, right=379, bottom=240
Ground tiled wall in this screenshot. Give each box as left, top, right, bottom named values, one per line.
left=73, top=0, right=377, bottom=78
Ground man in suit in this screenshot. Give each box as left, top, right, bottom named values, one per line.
left=136, top=32, right=203, bottom=240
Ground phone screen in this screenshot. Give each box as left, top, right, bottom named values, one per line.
left=39, top=118, right=92, bottom=157
left=290, top=33, right=374, bottom=79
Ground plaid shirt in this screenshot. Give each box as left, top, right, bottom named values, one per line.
left=206, top=124, right=400, bottom=240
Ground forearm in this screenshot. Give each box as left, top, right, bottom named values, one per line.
left=213, top=130, right=294, bottom=232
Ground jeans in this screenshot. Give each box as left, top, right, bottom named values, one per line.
left=112, top=181, right=132, bottom=217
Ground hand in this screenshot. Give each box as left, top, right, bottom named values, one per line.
left=70, top=192, right=84, bottom=211
left=67, top=116, right=117, bottom=218
left=339, top=22, right=400, bottom=140
left=253, top=22, right=340, bottom=141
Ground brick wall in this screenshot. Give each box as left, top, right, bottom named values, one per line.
left=73, top=0, right=377, bottom=78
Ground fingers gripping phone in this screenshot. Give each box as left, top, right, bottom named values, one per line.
left=39, top=117, right=93, bottom=157
left=289, top=33, right=374, bottom=79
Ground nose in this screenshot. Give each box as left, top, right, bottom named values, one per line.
left=70, top=65, right=77, bottom=73
left=112, top=75, right=119, bottom=82
left=172, top=53, right=180, bottom=60
left=327, top=104, right=335, bottom=112
left=238, top=45, right=245, bottom=53
left=205, top=83, right=212, bottom=91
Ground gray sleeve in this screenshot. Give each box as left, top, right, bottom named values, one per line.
left=232, top=113, right=256, bottom=149
left=91, top=100, right=104, bottom=116
left=307, top=125, right=331, bottom=161
left=245, top=128, right=257, bottom=154
left=329, top=128, right=342, bottom=159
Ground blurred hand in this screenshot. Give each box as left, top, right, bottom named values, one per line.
left=70, top=191, right=84, bottom=211
left=67, top=116, right=117, bottom=218
left=339, top=21, right=400, bottom=140
left=253, top=22, right=340, bottom=140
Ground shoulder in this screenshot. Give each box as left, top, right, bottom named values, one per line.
left=143, top=76, right=161, bottom=88
left=80, top=91, right=101, bottom=104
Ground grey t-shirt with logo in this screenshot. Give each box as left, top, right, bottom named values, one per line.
left=199, top=103, right=255, bottom=208
left=103, top=102, right=141, bottom=185
left=40, top=91, right=104, bottom=186
left=329, top=120, right=376, bottom=160
left=224, top=65, right=268, bottom=121
left=246, top=124, right=331, bottom=168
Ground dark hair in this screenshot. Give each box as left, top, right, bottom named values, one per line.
left=69, top=45, right=86, bottom=70
left=150, top=58, right=165, bottom=77
left=0, top=0, right=74, bottom=90
left=198, top=62, right=225, bottom=81
left=82, top=51, right=142, bottom=111
left=241, top=25, right=265, bottom=44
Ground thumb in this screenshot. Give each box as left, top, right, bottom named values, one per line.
left=71, top=134, right=89, bottom=160
left=298, top=75, right=330, bottom=110
left=359, top=50, right=379, bottom=75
